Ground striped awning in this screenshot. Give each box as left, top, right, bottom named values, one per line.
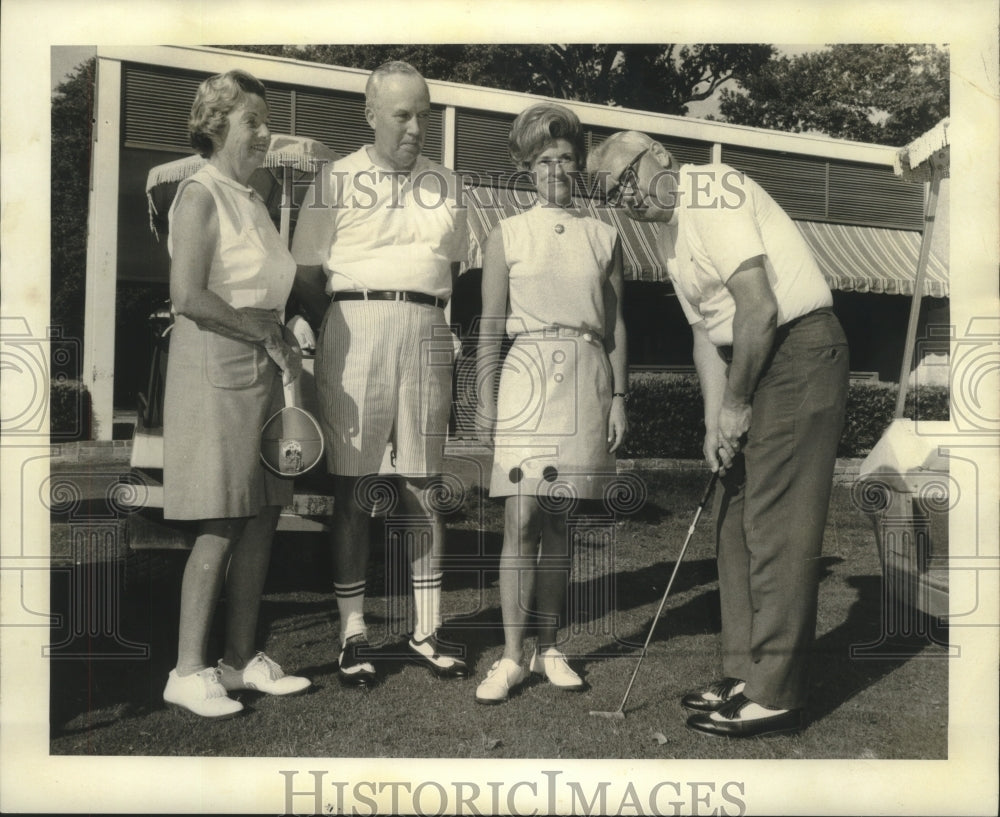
left=796, top=220, right=949, bottom=298
left=464, top=186, right=666, bottom=282
left=464, top=189, right=949, bottom=298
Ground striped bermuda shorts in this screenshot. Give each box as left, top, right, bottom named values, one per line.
left=315, top=299, right=458, bottom=476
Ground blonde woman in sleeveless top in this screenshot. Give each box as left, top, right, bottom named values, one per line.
left=161, top=70, right=310, bottom=718
left=475, top=103, right=629, bottom=704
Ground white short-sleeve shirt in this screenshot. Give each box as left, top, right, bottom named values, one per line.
left=660, top=163, right=832, bottom=346
left=291, top=147, right=469, bottom=299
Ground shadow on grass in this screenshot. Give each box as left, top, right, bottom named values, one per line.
left=48, top=550, right=186, bottom=737
left=569, top=552, right=950, bottom=729
left=809, top=574, right=951, bottom=724
left=48, top=532, right=496, bottom=736
left=49, top=493, right=947, bottom=752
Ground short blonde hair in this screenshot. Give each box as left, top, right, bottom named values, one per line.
left=586, top=131, right=662, bottom=175
left=365, top=60, right=427, bottom=109
left=508, top=102, right=586, bottom=170
left=189, top=69, right=267, bottom=158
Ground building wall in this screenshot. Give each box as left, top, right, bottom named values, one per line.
left=98, top=48, right=942, bottom=416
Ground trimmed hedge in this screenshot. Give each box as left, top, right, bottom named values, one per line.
left=622, top=373, right=706, bottom=459
left=840, top=381, right=949, bottom=455
left=621, top=373, right=949, bottom=460
left=49, top=379, right=92, bottom=441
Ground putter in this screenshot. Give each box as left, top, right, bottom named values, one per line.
left=590, top=471, right=719, bottom=720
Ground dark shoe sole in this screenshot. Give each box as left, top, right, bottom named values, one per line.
left=222, top=680, right=314, bottom=697
left=686, top=722, right=804, bottom=738
left=245, top=685, right=313, bottom=697
left=407, top=644, right=470, bottom=679
left=165, top=702, right=245, bottom=720
left=338, top=673, right=376, bottom=688
left=685, top=713, right=805, bottom=738
left=411, top=657, right=470, bottom=679
left=337, top=666, right=377, bottom=687
left=532, top=675, right=587, bottom=693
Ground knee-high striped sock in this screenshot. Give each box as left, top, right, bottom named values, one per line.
left=334, top=580, right=367, bottom=646
left=412, top=572, right=442, bottom=642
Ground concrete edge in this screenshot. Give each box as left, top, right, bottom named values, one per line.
left=48, top=439, right=865, bottom=483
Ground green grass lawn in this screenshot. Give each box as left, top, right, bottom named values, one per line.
left=49, top=470, right=949, bottom=759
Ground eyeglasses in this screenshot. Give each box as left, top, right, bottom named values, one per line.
left=604, top=147, right=649, bottom=207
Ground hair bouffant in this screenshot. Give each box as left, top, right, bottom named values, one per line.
left=189, top=69, right=267, bottom=158
left=508, top=102, right=586, bottom=171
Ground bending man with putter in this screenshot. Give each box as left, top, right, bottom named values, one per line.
left=588, top=132, right=848, bottom=738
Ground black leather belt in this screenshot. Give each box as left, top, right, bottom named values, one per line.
left=332, top=290, right=447, bottom=309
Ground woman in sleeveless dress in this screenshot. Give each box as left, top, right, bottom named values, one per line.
left=474, top=103, right=629, bottom=704
left=161, top=70, right=310, bottom=717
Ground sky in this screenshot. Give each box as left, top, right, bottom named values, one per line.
left=51, top=46, right=95, bottom=92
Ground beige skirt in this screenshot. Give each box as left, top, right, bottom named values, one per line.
left=489, top=328, right=615, bottom=500
left=163, top=315, right=293, bottom=520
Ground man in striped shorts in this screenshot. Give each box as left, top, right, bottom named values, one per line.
left=291, top=61, right=470, bottom=686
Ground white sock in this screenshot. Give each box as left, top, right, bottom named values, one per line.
left=334, top=580, right=367, bottom=646
left=412, top=572, right=442, bottom=642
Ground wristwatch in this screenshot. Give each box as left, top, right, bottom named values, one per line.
left=612, top=391, right=630, bottom=404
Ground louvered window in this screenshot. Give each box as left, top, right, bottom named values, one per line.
left=423, top=108, right=444, bottom=164
left=827, top=160, right=924, bottom=230
left=122, top=64, right=440, bottom=162
left=720, top=145, right=924, bottom=231
left=123, top=67, right=204, bottom=152
left=454, top=108, right=519, bottom=181
left=124, top=65, right=292, bottom=152
left=648, top=133, right=713, bottom=167
left=263, top=87, right=293, bottom=136
left=721, top=145, right=828, bottom=221
left=294, top=91, right=370, bottom=156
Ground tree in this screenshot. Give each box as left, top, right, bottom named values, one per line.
left=51, top=56, right=164, bottom=386
left=716, top=44, right=949, bottom=146
left=51, top=57, right=95, bottom=355
left=219, top=44, right=774, bottom=116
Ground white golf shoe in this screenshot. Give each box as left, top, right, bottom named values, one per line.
left=163, top=667, right=244, bottom=719
left=475, top=658, right=527, bottom=704
left=529, top=647, right=585, bottom=690
left=217, top=652, right=311, bottom=696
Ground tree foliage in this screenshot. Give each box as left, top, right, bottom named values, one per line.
left=716, top=44, right=949, bottom=145
left=218, top=44, right=775, bottom=116
left=51, top=57, right=96, bottom=349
